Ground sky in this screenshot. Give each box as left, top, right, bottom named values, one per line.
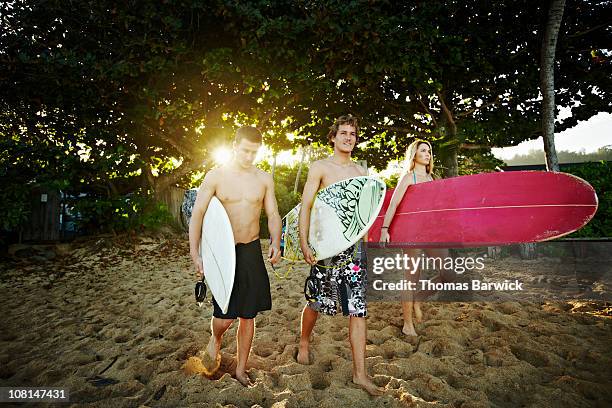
left=491, top=111, right=612, bottom=161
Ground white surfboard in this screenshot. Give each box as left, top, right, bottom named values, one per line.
left=281, top=176, right=386, bottom=261
left=201, top=196, right=235, bottom=314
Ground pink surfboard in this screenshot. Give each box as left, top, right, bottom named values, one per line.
left=368, top=171, right=598, bottom=247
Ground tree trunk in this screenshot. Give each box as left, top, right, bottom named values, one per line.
left=271, top=153, right=277, bottom=180
left=540, top=0, right=565, bottom=172
left=148, top=159, right=205, bottom=200
left=143, top=163, right=156, bottom=194
left=437, top=91, right=459, bottom=178
left=442, top=146, right=458, bottom=178
left=294, top=146, right=307, bottom=194
left=436, top=121, right=459, bottom=178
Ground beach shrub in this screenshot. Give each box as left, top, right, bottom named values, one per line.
left=259, top=179, right=301, bottom=239
left=139, top=202, right=174, bottom=231
left=0, top=183, right=31, bottom=232
left=563, top=161, right=611, bottom=238
left=70, top=193, right=174, bottom=234
left=257, top=163, right=306, bottom=239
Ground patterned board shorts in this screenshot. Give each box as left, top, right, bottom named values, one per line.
left=306, top=241, right=368, bottom=317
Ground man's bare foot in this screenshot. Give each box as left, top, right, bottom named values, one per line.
left=296, top=340, right=310, bottom=365
left=235, top=371, right=253, bottom=387
left=201, top=336, right=221, bottom=375
left=402, top=322, right=418, bottom=337
left=413, top=304, right=423, bottom=323
left=352, top=375, right=385, bottom=396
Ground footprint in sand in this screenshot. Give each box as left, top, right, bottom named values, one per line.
left=309, top=371, right=331, bottom=390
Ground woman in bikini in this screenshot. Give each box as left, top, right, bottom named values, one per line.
left=379, top=139, right=449, bottom=337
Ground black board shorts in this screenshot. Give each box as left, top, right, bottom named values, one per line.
left=212, top=239, right=272, bottom=319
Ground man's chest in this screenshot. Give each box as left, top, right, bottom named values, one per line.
left=216, top=175, right=265, bottom=204
left=321, top=167, right=364, bottom=188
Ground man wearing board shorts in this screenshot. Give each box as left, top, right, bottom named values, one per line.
left=305, top=242, right=368, bottom=317
left=297, top=114, right=384, bottom=396
left=188, top=126, right=282, bottom=387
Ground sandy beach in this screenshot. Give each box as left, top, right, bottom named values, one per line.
left=1, top=233, right=611, bottom=407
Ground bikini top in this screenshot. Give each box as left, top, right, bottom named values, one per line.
left=413, top=172, right=432, bottom=184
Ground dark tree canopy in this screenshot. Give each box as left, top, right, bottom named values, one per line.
left=1, top=0, right=609, bottom=230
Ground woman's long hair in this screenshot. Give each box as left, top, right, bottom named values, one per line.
left=403, top=139, right=436, bottom=178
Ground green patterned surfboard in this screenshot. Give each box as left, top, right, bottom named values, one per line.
left=281, top=176, right=386, bottom=261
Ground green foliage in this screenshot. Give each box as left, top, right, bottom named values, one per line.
left=536, top=243, right=570, bottom=258
left=70, top=195, right=139, bottom=233
left=138, top=202, right=175, bottom=231
left=0, top=183, right=31, bottom=231
left=258, top=163, right=305, bottom=238
left=70, top=193, right=173, bottom=233
left=381, top=173, right=400, bottom=189
left=1, top=0, right=609, bottom=236
left=562, top=161, right=612, bottom=238
left=273, top=183, right=301, bottom=221
left=503, top=146, right=612, bottom=166
left=458, top=150, right=506, bottom=175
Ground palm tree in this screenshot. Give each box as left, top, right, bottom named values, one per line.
left=540, top=0, right=566, bottom=172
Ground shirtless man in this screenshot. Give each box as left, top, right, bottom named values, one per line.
left=296, top=114, right=384, bottom=396
left=189, top=126, right=282, bottom=387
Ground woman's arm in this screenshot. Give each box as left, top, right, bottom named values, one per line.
left=380, top=172, right=412, bottom=241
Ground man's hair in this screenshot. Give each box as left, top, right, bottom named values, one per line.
left=327, top=114, right=359, bottom=147
left=235, top=126, right=263, bottom=144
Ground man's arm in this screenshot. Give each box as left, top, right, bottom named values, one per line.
left=189, top=171, right=217, bottom=277
left=263, top=173, right=282, bottom=264
left=299, top=162, right=324, bottom=265
left=357, top=164, right=369, bottom=241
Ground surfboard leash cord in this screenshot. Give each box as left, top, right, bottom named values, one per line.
left=272, top=244, right=360, bottom=281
